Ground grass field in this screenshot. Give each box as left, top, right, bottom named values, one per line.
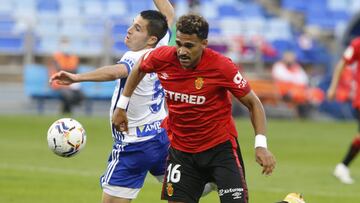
left=0, top=115, right=359, bottom=203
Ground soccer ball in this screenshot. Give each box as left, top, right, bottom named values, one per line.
left=47, top=118, right=86, bottom=157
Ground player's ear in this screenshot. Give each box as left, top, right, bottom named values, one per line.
left=148, top=36, right=158, bottom=47
left=201, top=39, right=208, bottom=48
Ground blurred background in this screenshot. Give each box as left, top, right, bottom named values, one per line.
left=0, top=0, right=359, bottom=119
left=1, top=1, right=360, bottom=203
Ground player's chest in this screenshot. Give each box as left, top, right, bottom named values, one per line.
left=157, top=69, right=220, bottom=94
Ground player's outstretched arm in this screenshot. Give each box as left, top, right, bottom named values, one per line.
left=112, top=60, right=146, bottom=132
left=327, top=58, right=346, bottom=101
left=153, top=0, right=175, bottom=27
left=49, top=64, right=129, bottom=86
left=238, top=90, right=276, bottom=175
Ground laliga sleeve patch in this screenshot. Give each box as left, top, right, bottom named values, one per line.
left=343, top=46, right=354, bottom=60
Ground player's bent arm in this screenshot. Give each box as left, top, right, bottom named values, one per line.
left=238, top=90, right=266, bottom=136
left=238, top=91, right=276, bottom=175
left=153, top=0, right=175, bottom=27
left=327, top=59, right=346, bottom=100
left=76, top=64, right=128, bottom=82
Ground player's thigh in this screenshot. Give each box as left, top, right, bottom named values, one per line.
left=211, top=142, right=248, bottom=203
left=149, top=131, right=170, bottom=178
left=161, top=147, right=206, bottom=203
left=102, top=190, right=132, bottom=203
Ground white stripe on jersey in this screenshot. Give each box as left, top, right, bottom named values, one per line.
left=109, top=31, right=170, bottom=143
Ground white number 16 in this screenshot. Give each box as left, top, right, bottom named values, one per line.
left=166, top=163, right=181, bottom=183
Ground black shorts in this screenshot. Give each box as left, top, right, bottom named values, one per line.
left=161, top=139, right=248, bottom=203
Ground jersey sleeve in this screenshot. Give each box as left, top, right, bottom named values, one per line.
left=219, top=57, right=251, bottom=98
left=117, top=51, right=137, bottom=74
left=343, top=38, right=360, bottom=64
left=140, top=48, right=163, bottom=73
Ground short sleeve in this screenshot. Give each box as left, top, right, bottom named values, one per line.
left=343, top=38, right=360, bottom=64
left=140, top=48, right=161, bottom=73
left=117, top=51, right=137, bottom=74
left=219, top=57, right=251, bottom=98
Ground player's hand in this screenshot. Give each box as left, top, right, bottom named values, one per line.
left=112, top=108, right=128, bottom=133
left=49, top=71, right=78, bottom=86
left=326, top=86, right=336, bottom=101
left=255, top=147, right=276, bottom=175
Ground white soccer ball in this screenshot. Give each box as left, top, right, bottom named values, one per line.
left=47, top=118, right=87, bottom=157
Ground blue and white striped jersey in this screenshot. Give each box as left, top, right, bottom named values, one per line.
left=109, top=31, right=170, bottom=144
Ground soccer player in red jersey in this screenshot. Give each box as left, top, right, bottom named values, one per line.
left=113, top=14, right=276, bottom=203
left=327, top=37, right=360, bottom=184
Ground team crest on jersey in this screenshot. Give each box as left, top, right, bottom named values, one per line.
left=195, top=77, right=204, bottom=90
left=166, top=183, right=174, bottom=196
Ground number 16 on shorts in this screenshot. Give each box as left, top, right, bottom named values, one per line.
left=166, top=163, right=181, bottom=183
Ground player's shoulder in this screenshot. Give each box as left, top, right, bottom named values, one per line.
left=351, top=37, right=360, bottom=47
left=148, top=46, right=176, bottom=60
left=204, top=48, right=235, bottom=68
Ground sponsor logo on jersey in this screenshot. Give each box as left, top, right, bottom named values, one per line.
left=136, top=120, right=163, bottom=137
left=166, top=183, right=174, bottom=197
left=233, top=71, right=247, bottom=88
left=194, top=77, right=204, bottom=90
left=164, top=89, right=206, bottom=104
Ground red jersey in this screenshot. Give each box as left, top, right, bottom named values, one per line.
left=140, top=46, right=251, bottom=153
left=343, top=37, right=360, bottom=109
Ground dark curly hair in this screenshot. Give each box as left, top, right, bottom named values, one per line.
left=176, top=14, right=209, bottom=40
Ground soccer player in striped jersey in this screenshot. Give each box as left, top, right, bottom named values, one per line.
left=113, top=14, right=276, bottom=203
left=50, top=1, right=174, bottom=202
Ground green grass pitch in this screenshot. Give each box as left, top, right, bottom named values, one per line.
left=0, top=115, right=359, bottom=203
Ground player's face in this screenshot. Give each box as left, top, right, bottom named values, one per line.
left=125, top=15, right=157, bottom=51
left=175, top=31, right=208, bottom=69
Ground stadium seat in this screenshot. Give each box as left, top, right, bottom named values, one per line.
left=281, top=0, right=307, bottom=12
left=0, top=0, right=14, bottom=15
left=24, top=64, right=59, bottom=113
left=37, top=0, right=60, bottom=14
left=113, top=40, right=128, bottom=55
left=105, top=0, right=127, bottom=18
left=78, top=65, right=116, bottom=114
left=0, top=34, right=24, bottom=54
left=0, top=17, right=16, bottom=34
left=218, top=5, right=241, bottom=17
left=83, top=0, right=104, bottom=18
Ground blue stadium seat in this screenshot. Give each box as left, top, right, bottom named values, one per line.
left=0, top=34, right=24, bottom=54
left=0, top=0, right=14, bottom=15
left=281, top=0, right=307, bottom=12
left=105, top=0, right=127, bottom=18
left=113, top=40, right=128, bottom=55
left=128, top=0, right=154, bottom=15
left=218, top=5, right=241, bottom=17
left=0, top=16, right=16, bottom=34
left=24, top=64, right=59, bottom=113
left=112, top=22, right=129, bottom=37
left=83, top=0, right=105, bottom=18
left=37, top=0, right=60, bottom=13
left=78, top=65, right=116, bottom=114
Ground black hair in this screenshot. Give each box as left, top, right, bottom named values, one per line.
left=176, top=14, right=209, bottom=40
left=140, top=10, right=168, bottom=45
